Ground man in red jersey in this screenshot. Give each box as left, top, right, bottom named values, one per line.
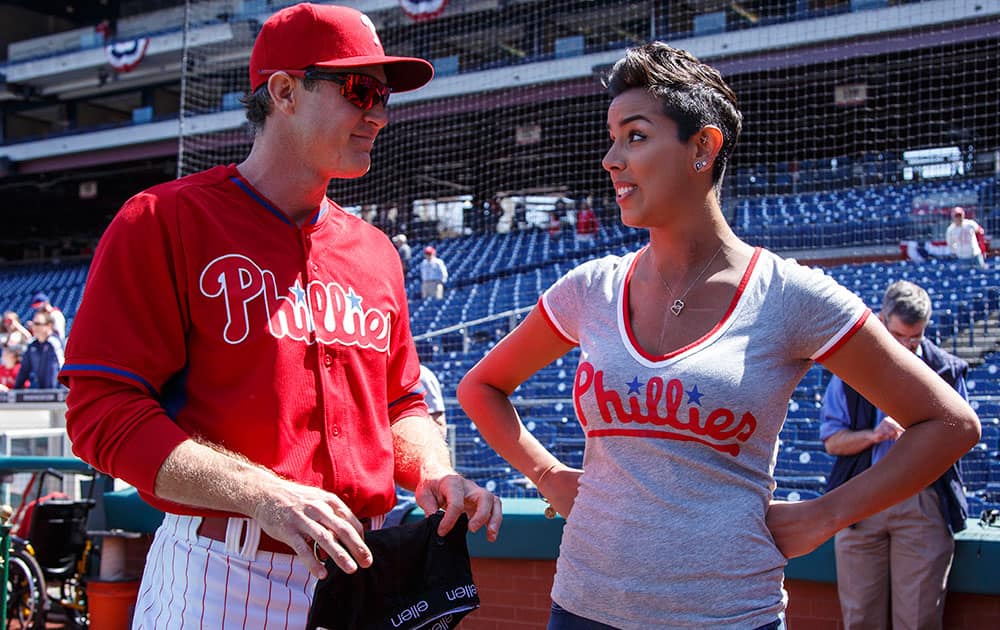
left=60, top=4, right=501, bottom=626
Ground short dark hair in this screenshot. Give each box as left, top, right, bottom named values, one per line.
left=882, top=280, right=932, bottom=325
left=32, top=310, right=54, bottom=326
left=604, top=42, right=742, bottom=189
left=241, top=72, right=321, bottom=136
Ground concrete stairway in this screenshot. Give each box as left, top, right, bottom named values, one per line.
left=942, top=312, right=1000, bottom=366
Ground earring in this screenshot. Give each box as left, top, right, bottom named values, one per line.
left=694, top=160, right=706, bottom=172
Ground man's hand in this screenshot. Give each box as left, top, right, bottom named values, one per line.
left=252, top=476, right=373, bottom=579
left=156, top=439, right=373, bottom=580
left=413, top=471, right=502, bottom=542
left=872, top=416, right=905, bottom=442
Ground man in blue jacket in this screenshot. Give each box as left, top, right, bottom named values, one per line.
left=820, top=280, right=970, bottom=630
left=14, top=311, right=64, bottom=389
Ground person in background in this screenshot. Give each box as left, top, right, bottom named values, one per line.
left=457, top=42, right=980, bottom=629
left=14, top=311, right=63, bottom=390
left=820, top=280, right=970, bottom=630
left=392, top=233, right=412, bottom=273
left=549, top=199, right=567, bottom=240
left=574, top=200, right=599, bottom=246
left=514, top=202, right=528, bottom=231
left=1, top=312, right=31, bottom=349
left=30, top=292, right=66, bottom=340
left=419, top=363, right=447, bottom=440
left=945, top=206, right=987, bottom=268
left=420, top=245, right=448, bottom=299
left=0, top=346, right=23, bottom=390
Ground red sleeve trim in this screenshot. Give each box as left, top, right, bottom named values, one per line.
left=815, top=308, right=872, bottom=363
left=388, top=391, right=429, bottom=425
left=537, top=295, right=577, bottom=345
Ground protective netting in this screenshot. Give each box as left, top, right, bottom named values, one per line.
left=178, top=0, right=998, bottom=251
left=177, top=1, right=999, bottom=495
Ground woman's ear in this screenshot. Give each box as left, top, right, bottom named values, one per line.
left=692, top=125, right=724, bottom=173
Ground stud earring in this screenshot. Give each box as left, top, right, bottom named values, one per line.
left=694, top=160, right=706, bottom=172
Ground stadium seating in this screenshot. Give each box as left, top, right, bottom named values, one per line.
left=731, top=176, right=996, bottom=250
left=1, top=182, right=998, bottom=511
left=0, top=261, right=90, bottom=332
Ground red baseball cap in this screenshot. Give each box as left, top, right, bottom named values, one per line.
left=424, top=246, right=435, bottom=255
left=249, top=3, right=434, bottom=93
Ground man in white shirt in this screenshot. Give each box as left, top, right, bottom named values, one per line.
left=945, top=207, right=986, bottom=268
left=419, top=246, right=448, bottom=299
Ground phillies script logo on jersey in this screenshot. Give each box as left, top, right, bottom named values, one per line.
left=199, top=254, right=391, bottom=351
left=573, top=361, right=756, bottom=456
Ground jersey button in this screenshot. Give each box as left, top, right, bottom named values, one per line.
left=323, top=354, right=333, bottom=367
left=311, top=263, right=319, bottom=272
left=331, top=425, right=341, bottom=437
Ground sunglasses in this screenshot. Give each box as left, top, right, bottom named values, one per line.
left=269, top=69, right=391, bottom=111
left=888, top=331, right=925, bottom=346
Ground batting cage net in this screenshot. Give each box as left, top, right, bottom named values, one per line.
left=178, top=0, right=999, bottom=496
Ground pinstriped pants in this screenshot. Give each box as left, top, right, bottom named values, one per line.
left=132, top=513, right=318, bottom=629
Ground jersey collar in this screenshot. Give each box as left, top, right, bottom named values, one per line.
left=227, top=166, right=331, bottom=231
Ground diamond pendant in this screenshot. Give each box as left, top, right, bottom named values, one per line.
left=670, top=299, right=685, bottom=316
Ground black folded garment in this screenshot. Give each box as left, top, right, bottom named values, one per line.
left=307, top=511, right=480, bottom=630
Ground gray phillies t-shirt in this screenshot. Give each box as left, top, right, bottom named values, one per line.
left=539, top=246, right=868, bottom=629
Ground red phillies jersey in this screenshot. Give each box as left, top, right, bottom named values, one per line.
left=61, top=165, right=427, bottom=518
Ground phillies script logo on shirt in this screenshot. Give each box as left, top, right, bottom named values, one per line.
left=199, top=254, right=390, bottom=351
left=574, top=361, right=756, bottom=456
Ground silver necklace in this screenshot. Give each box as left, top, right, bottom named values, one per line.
left=652, top=243, right=725, bottom=316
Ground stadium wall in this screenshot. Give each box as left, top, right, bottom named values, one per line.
left=428, top=498, right=1000, bottom=629
left=11, top=461, right=1000, bottom=626
left=463, top=561, right=1000, bottom=629
left=104, top=491, right=1000, bottom=627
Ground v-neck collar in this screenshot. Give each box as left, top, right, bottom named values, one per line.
left=227, top=166, right=331, bottom=231
left=620, top=245, right=761, bottom=364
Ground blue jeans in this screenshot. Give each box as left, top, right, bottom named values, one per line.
left=547, top=603, right=784, bottom=630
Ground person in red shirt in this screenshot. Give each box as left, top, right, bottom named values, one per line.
left=60, top=4, right=500, bottom=627
left=575, top=200, right=600, bottom=245
left=0, top=346, right=22, bottom=390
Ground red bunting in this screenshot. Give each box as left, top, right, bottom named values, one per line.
left=399, top=0, right=448, bottom=21
left=106, top=38, right=150, bottom=73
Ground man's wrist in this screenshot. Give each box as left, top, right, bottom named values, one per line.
left=419, top=460, right=457, bottom=485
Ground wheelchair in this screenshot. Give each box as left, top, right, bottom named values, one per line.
left=6, top=468, right=98, bottom=629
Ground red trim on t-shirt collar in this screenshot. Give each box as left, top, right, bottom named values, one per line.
left=623, top=246, right=761, bottom=363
